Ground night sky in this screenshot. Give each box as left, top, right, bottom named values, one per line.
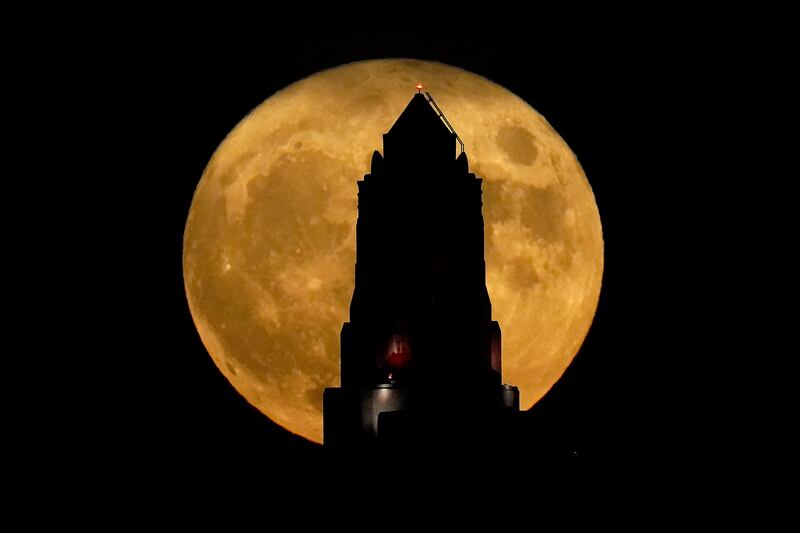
left=19, top=10, right=784, bottom=528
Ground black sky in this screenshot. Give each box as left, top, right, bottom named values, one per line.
left=18, top=9, right=786, bottom=528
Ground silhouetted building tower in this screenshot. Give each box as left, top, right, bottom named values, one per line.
left=324, top=91, right=518, bottom=448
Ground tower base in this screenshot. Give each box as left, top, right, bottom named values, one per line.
left=324, top=384, right=519, bottom=449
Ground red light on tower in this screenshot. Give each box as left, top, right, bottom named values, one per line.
left=386, top=334, right=411, bottom=368
left=416, top=83, right=423, bottom=93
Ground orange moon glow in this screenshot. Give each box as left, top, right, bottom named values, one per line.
left=183, top=59, right=603, bottom=443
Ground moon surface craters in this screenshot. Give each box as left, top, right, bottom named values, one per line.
left=496, top=125, right=539, bottom=166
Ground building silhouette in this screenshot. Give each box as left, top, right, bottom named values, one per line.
left=324, top=91, right=518, bottom=448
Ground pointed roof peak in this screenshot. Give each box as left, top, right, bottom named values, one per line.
left=387, top=92, right=465, bottom=155
left=388, top=92, right=452, bottom=137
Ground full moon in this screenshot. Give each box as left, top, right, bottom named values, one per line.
left=183, top=59, right=603, bottom=443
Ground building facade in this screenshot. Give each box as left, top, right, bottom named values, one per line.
left=324, top=92, right=518, bottom=448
